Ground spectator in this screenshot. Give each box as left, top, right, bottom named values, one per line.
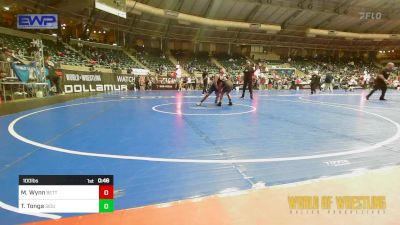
left=310, top=72, right=320, bottom=95
left=202, top=68, right=208, bottom=94
left=45, top=58, right=63, bottom=95
left=324, top=73, right=334, bottom=93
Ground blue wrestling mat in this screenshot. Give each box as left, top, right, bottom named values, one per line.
left=1, top=90, right=400, bottom=224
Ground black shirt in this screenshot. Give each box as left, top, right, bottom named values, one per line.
left=382, top=68, right=390, bottom=80
left=311, top=75, right=320, bottom=84
left=325, top=74, right=333, bottom=83
left=202, top=71, right=208, bottom=82
left=376, top=68, right=390, bottom=86
left=243, top=66, right=254, bottom=80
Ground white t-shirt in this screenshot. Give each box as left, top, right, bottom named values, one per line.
left=254, top=69, right=260, bottom=78
left=363, top=70, right=370, bottom=81
left=176, top=68, right=182, bottom=79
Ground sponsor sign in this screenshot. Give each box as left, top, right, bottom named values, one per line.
left=17, top=14, right=58, bottom=29
left=62, top=71, right=132, bottom=93
left=116, top=75, right=135, bottom=83
left=65, top=74, right=102, bottom=82
left=64, top=84, right=128, bottom=93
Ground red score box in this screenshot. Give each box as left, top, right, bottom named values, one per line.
left=99, top=185, right=114, bottom=199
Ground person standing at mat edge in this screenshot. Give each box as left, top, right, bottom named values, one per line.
left=366, top=62, right=395, bottom=101
left=202, top=68, right=208, bottom=94
left=324, top=73, right=334, bottom=93
left=241, top=61, right=254, bottom=100
left=310, top=72, right=320, bottom=95
left=45, top=58, right=64, bottom=95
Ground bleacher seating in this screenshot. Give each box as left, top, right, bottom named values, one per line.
left=135, top=47, right=175, bottom=73
left=0, top=33, right=87, bottom=66
left=0, top=31, right=145, bottom=70
left=289, top=58, right=379, bottom=76
left=215, top=53, right=247, bottom=76
left=81, top=45, right=142, bottom=69
left=172, top=50, right=219, bottom=75
left=0, top=33, right=32, bottom=59
left=42, top=39, right=86, bottom=66
left=0, top=29, right=387, bottom=84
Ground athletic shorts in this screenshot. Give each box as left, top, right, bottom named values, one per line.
left=208, top=84, right=218, bottom=94
left=374, top=80, right=387, bottom=89
left=223, top=80, right=233, bottom=93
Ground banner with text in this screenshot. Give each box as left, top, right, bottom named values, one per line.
left=62, top=70, right=137, bottom=93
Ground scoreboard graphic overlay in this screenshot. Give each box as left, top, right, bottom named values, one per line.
left=18, top=175, right=114, bottom=213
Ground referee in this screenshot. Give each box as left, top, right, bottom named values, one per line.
left=366, top=62, right=395, bottom=101
left=241, top=61, right=254, bottom=100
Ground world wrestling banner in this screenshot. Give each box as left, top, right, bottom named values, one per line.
left=61, top=70, right=136, bottom=93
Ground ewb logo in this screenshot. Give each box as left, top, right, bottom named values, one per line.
left=17, top=14, right=58, bottom=29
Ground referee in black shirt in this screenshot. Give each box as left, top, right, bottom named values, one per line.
left=241, top=61, right=255, bottom=99
left=366, top=62, right=395, bottom=101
